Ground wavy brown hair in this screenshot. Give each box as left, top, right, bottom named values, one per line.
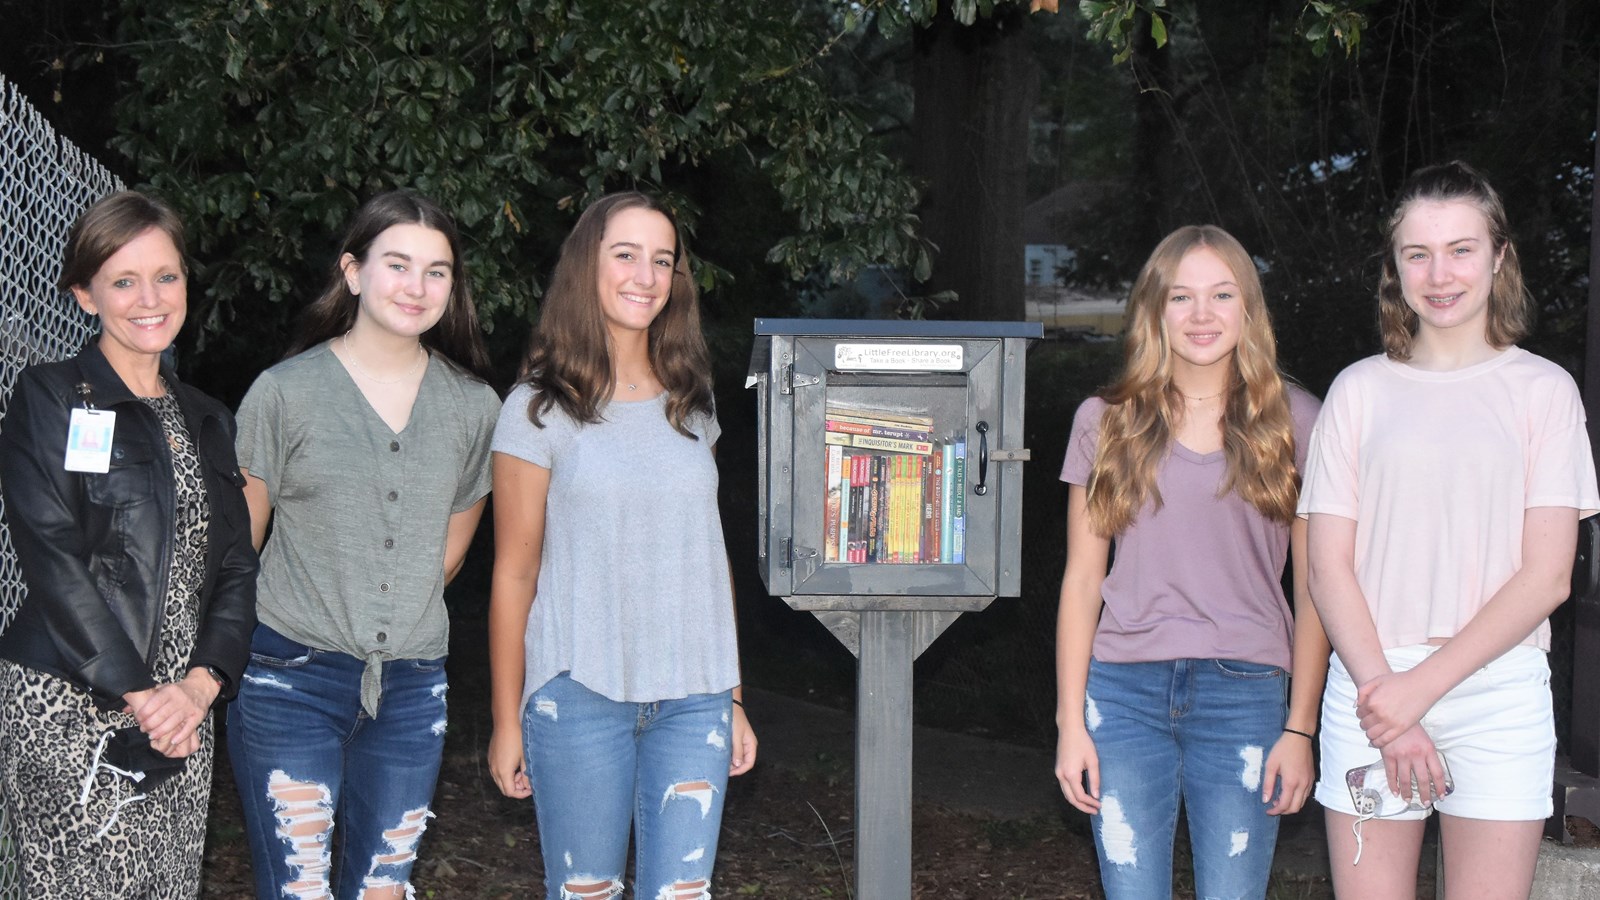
left=517, top=192, right=713, bottom=437
left=1378, top=160, right=1531, bottom=360
left=1085, top=225, right=1300, bottom=536
left=285, top=190, right=493, bottom=385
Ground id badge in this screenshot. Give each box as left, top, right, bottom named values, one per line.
left=65, top=408, right=116, bottom=473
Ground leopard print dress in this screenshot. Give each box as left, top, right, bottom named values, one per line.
left=0, top=390, right=214, bottom=899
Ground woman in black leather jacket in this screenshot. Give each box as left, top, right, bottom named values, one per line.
left=0, top=191, right=256, bottom=898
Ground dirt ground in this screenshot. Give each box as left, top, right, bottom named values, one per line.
left=190, top=628, right=1441, bottom=900
left=197, top=648, right=1109, bottom=899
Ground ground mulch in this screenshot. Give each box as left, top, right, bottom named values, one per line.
left=199, top=687, right=1104, bottom=899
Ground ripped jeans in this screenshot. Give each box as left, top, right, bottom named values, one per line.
left=227, top=624, right=447, bottom=899
left=523, top=672, right=732, bottom=900
left=1084, top=657, right=1286, bottom=900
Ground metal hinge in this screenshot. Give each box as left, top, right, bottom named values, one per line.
left=779, top=364, right=820, bottom=395
left=780, top=538, right=819, bottom=569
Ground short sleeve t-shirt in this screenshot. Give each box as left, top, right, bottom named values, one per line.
left=235, top=342, right=499, bottom=711
left=1297, top=348, right=1600, bottom=651
left=1061, top=384, right=1321, bottom=670
left=492, top=384, right=740, bottom=707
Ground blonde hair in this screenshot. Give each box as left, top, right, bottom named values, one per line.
left=1085, top=225, right=1300, bottom=536
left=1378, top=161, right=1531, bottom=360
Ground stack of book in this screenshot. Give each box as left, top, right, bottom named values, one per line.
left=822, top=404, right=965, bottom=564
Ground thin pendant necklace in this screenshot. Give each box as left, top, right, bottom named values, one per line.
left=1177, top=387, right=1225, bottom=402
left=620, top=368, right=653, bottom=392
left=343, top=332, right=425, bottom=385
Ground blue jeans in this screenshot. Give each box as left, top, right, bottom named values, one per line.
left=522, top=672, right=733, bottom=900
left=226, top=624, right=448, bottom=899
left=1085, top=658, right=1287, bottom=900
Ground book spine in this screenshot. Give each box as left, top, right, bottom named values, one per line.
left=883, top=454, right=896, bottom=560
left=940, top=442, right=954, bottom=562
left=874, top=455, right=889, bottom=563
left=824, top=444, right=842, bottom=562
left=918, top=454, right=932, bottom=564
left=851, top=455, right=867, bottom=562
left=952, top=438, right=967, bottom=564
left=824, top=407, right=936, bottom=430
left=824, top=431, right=933, bottom=456
left=849, top=434, right=933, bottom=456
left=866, top=455, right=883, bottom=563
left=928, top=443, right=942, bottom=564
left=825, top=418, right=933, bottom=443
left=892, top=454, right=909, bottom=563
left=837, top=450, right=851, bottom=563
left=904, top=455, right=917, bottom=563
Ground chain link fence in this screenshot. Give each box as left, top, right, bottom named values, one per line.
left=0, top=73, right=120, bottom=897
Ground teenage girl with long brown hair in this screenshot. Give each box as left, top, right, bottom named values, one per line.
left=227, top=190, right=499, bottom=898
left=487, top=191, right=755, bottom=899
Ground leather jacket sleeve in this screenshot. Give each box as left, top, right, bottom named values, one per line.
left=0, top=367, right=156, bottom=701
left=185, top=406, right=258, bottom=701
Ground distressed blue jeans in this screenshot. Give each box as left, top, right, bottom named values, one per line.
left=226, top=624, right=448, bottom=899
left=523, top=672, right=733, bottom=900
left=1084, top=657, right=1287, bottom=900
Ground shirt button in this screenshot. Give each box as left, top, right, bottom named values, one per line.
left=390, top=441, right=400, bottom=452
left=387, top=490, right=399, bottom=501
left=377, top=631, right=388, bottom=642
left=379, top=582, right=391, bottom=592
left=384, top=538, right=394, bottom=549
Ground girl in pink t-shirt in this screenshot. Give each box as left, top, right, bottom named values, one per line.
left=1055, top=225, right=1330, bottom=899
left=1301, top=161, right=1600, bottom=897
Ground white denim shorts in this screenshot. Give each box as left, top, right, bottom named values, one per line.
left=1315, top=643, right=1554, bottom=821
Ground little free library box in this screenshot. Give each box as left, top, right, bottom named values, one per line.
left=747, top=318, right=1041, bottom=900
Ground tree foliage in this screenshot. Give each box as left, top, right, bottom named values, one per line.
left=1023, top=0, right=1595, bottom=390
left=104, top=0, right=930, bottom=349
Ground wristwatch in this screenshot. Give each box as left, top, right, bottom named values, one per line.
left=197, top=665, right=228, bottom=692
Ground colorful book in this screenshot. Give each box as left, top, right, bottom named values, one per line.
left=934, top=438, right=947, bottom=557
left=825, top=404, right=935, bottom=430
left=850, top=454, right=868, bottom=562
left=824, top=444, right=842, bottom=562
left=866, top=455, right=883, bottom=563
left=889, top=454, right=907, bottom=563
left=837, top=450, right=852, bottom=563
left=874, top=455, right=890, bottom=563
left=820, top=404, right=949, bottom=566
left=952, top=437, right=967, bottom=564
left=823, top=431, right=934, bottom=456
left=825, top=417, right=933, bottom=443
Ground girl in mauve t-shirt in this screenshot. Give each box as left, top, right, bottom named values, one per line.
left=1300, top=161, right=1599, bottom=898
left=1055, top=225, right=1329, bottom=899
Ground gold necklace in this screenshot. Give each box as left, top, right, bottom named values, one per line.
left=1177, top=388, right=1225, bottom=402
left=342, top=332, right=425, bottom=385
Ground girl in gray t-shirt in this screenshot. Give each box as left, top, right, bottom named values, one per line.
left=487, top=192, right=755, bottom=900
left=1054, top=225, right=1329, bottom=899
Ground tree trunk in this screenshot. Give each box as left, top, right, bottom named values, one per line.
left=1129, top=11, right=1174, bottom=251
left=911, top=5, right=1039, bottom=321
